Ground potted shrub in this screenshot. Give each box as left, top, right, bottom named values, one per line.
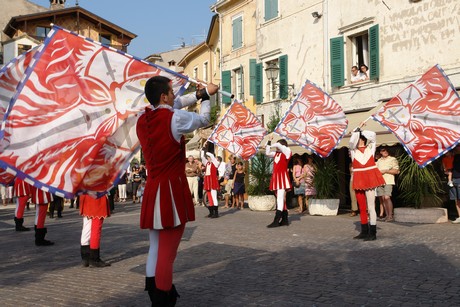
left=394, top=153, right=447, bottom=223
left=309, top=157, right=341, bottom=215
left=247, top=152, right=276, bottom=211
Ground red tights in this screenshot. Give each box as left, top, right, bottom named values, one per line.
left=355, top=190, right=369, bottom=225
left=15, top=196, right=28, bottom=218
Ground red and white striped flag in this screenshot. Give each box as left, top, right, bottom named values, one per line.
left=208, top=100, right=266, bottom=160
left=275, top=80, right=348, bottom=158
left=372, top=65, right=460, bottom=167
left=0, top=26, right=189, bottom=197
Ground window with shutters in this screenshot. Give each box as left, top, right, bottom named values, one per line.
left=233, top=67, right=244, bottom=101
left=264, top=0, right=278, bottom=22
left=330, top=23, right=379, bottom=87
left=221, top=70, right=232, bottom=104
left=232, top=15, right=243, bottom=50
left=203, top=62, right=208, bottom=82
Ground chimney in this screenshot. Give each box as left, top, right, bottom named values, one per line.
left=50, top=0, right=65, bottom=10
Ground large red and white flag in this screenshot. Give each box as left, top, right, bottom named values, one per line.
left=208, top=100, right=266, bottom=160
left=372, top=65, right=460, bottom=167
left=0, top=26, right=189, bottom=198
left=275, top=80, right=348, bottom=158
left=0, top=48, right=38, bottom=185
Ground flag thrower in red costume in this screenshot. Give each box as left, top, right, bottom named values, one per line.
left=79, top=194, right=111, bottom=268
left=349, top=124, right=385, bottom=241
left=265, top=134, right=292, bottom=228
left=136, top=76, right=218, bottom=306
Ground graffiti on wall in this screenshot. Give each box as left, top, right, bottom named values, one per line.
left=382, top=0, right=460, bottom=52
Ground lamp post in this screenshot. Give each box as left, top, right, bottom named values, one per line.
left=265, top=62, right=279, bottom=100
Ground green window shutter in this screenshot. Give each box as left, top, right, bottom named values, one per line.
left=249, top=59, right=256, bottom=96
left=279, top=55, right=288, bottom=99
left=232, top=17, right=243, bottom=49
left=222, top=70, right=232, bottom=104
left=255, top=63, right=263, bottom=104
left=330, top=36, right=344, bottom=87
left=369, top=24, right=379, bottom=80
left=265, top=0, right=278, bottom=21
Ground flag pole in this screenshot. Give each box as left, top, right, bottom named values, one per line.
left=187, top=78, right=234, bottom=99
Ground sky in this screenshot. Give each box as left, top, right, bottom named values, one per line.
left=29, top=0, right=217, bottom=58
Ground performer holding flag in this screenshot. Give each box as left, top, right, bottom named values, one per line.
left=265, top=134, right=292, bottom=228
left=349, top=122, right=385, bottom=241
left=137, top=76, right=218, bottom=306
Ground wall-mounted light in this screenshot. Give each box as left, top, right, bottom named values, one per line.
left=311, top=11, right=322, bottom=19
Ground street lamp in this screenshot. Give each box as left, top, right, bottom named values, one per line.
left=264, top=62, right=295, bottom=99
left=265, top=62, right=279, bottom=81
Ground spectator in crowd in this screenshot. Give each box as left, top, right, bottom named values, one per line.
left=131, top=167, right=142, bottom=203
left=360, top=64, right=370, bottom=80
left=303, top=155, right=317, bottom=213
left=265, top=135, right=292, bottom=228
left=376, top=147, right=400, bottom=222
left=232, top=161, right=246, bottom=210
left=292, top=156, right=305, bottom=213
left=118, top=172, right=128, bottom=202
left=185, top=155, right=201, bottom=206
left=223, top=155, right=237, bottom=208
left=350, top=65, right=366, bottom=83
left=448, top=146, right=460, bottom=224
left=136, top=75, right=218, bottom=305
left=49, top=195, right=64, bottom=218
left=442, top=150, right=454, bottom=187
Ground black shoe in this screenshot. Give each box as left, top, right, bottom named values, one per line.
left=353, top=224, right=369, bottom=240
left=89, top=249, right=110, bottom=267
left=35, top=228, right=54, bottom=246
left=14, top=217, right=30, bottom=231
left=81, top=245, right=90, bottom=267
left=267, top=210, right=282, bottom=228
left=279, top=210, right=289, bottom=226
left=363, top=225, right=377, bottom=241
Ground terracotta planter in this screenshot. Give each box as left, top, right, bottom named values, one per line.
left=248, top=195, right=276, bottom=211
left=308, top=199, right=339, bottom=216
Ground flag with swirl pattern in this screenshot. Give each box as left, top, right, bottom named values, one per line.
left=372, top=65, right=460, bottom=167
left=275, top=80, right=348, bottom=158
left=208, top=100, right=266, bottom=160
left=0, top=26, right=189, bottom=198
left=0, top=47, right=38, bottom=185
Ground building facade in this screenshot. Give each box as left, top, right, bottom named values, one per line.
left=1, top=0, right=136, bottom=65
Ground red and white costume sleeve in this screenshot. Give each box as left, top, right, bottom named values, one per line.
left=30, top=186, right=53, bottom=205
left=349, top=130, right=385, bottom=190
left=14, top=178, right=31, bottom=197
left=266, top=142, right=292, bottom=191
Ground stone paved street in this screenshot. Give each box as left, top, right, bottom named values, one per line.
left=1, top=201, right=460, bottom=306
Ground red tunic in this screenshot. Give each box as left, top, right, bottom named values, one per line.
left=269, top=151, right=292, bottom=191
left=352, top=147, right=385, bottom=190
left=30, top=186, right=53, bottom=205
left=14, top=178, right=31, bottom=197
left=136, top=107, right=195, bottom=230
left=203, top=162, right=219, bottom=191
left=79, top=194, right=110, bottom=219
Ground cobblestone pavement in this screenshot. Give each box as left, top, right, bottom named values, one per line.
left=1, top=201, right=460, bottom=307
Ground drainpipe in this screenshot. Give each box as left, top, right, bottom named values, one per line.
left=213, top=6, right=223, bottom=106
left=323, top=0, right=329, bottom=92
